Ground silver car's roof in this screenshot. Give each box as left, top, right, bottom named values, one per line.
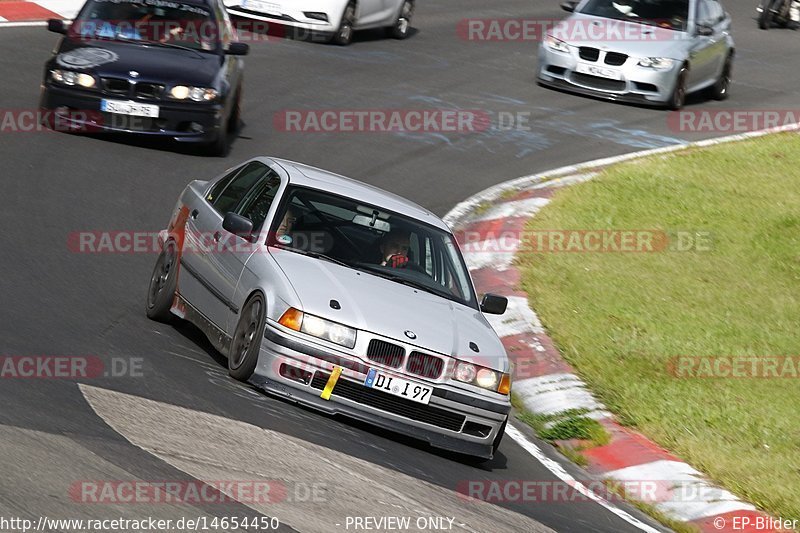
left=264, top=157, right=451, bottom=232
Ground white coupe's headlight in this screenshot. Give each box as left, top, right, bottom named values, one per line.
left=544, top=35, right=570, bottom=53
left=170, top=85, right=218, bottom=101
left=453, top=361, right=511, bottom=394
left=278, top=308, right=357, bottom=349
left=637, top=57, right=675, bottom=70
left=51, top=69, right=96, bottom=88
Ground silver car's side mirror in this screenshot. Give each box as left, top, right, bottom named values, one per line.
left=222, top=212, right=254, bottom=240
left=696, top=24, right=714, bottom=36
left=480, top=293, right=508, bottom=315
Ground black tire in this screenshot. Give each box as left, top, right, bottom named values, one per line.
left=146, top=240, right=178, bottom=322
left=228, top=86, right=242, bottom=133
left=228, top=293, right=267, bottom=381
left=710, top=55, right=732, bottom=101
left=208, top=123, right=230, bottom=157
left=759, top=0, right=777, bottom=29
left=668, top=65, right=688, bottom=110
left=332, top=2, right=355, bottom=45
left=491, top=418, right=507, bottom=456
left=388, top=0, right=413, bottom=39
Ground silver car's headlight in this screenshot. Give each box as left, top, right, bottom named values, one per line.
left=453, top=361, right=511, bottom=395
left=637, top=57, right=675, bottom=70
left=544, top=35, right=570, bottom=53
left=169, top=85, right=219, bottom=102
left=50, top=69, right=96, bottom=88
left=278, top=308, right=357, bottom=349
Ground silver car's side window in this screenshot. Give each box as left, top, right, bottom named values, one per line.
left=209, top=161, right=269, bottom=215
left=236, top=170, right=282, bottom=232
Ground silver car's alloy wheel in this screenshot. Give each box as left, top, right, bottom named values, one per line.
left=228, top=294, right=266, bottom=381
left=712, top=57, right=732, bottom=100
left=146, top=241, right=177, bottom=322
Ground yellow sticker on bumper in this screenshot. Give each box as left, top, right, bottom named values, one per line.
left=320, top=366, right=343, bottom=400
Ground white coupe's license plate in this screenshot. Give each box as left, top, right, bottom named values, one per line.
left=365, top=369, right=432, bottom=405
left=575, top=62, right=623, bottom=80
left=241, top=0, right=280, bottom=14
left=101, top=99, right=159, bottom=118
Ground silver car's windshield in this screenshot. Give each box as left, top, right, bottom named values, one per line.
left=578, top=0, right=690, bottom=31
left=268, top=186, right=478, bottom=309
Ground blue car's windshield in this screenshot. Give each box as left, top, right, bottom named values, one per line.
left=268, top=186, right=478, bottom=309
left=72, top=0, right=219, bottom=51
left=578, top=0, right=690, bottom=31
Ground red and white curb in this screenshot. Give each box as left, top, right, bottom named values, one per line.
left=0, top=0, right=81, bottom=25
left=446, top=123, right=800, bottom=533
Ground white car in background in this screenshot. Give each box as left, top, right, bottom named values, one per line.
left=224, top=0, right=415, bottom=45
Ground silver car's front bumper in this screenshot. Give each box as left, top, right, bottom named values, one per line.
left=537, top=44, right=681, bottom=105
left=253, top=322, right=510, bottom=459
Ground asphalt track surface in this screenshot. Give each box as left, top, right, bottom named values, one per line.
left=1, top=0, right=800, bottom=532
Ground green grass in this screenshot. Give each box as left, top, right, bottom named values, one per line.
left=516, top=408, right=611, bottom=447
left=518, top=133, right=800, bottom=522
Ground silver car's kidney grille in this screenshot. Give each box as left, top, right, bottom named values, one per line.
left=366, top=339, right=405, bottom=368
left=406, top=351, right=444, bottom=379
left=604, top=52, right=628, bottom=66
left=579, top=47, right=600, bottom=62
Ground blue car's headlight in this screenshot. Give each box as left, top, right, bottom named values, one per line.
left=50, top=69, right=96, bottom=88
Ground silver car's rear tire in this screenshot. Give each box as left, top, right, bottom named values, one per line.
left=146, top=240, right=178, bottom=322
left=228, top=293, right=266, bottom=381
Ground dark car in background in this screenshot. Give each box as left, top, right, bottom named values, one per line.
left=39, top=0, right=248, bottom=155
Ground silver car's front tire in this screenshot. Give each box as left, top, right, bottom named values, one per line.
left=146, top=240, right=178, bottom=322
left=389, top=0, right=413, bottom=39
left=228, top=293, right=267, bottom=381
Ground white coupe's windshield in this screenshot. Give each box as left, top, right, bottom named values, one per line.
left=268, top=187, right=477, bottom=309
left=578, top=0, right=690, bottom=31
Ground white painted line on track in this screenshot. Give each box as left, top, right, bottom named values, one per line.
left=506, top=424, right=663, bottom=533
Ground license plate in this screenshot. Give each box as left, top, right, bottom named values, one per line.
left=241, top=0, right=280, bottom=14
left=575, top=62, right=623, bottom=80
left=365, top=369, right=432, bottom=405
left=101, top=99, right=159, bottom=118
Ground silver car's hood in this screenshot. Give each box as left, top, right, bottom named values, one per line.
left=270, top=249, right=508, bottom=372
left=555, top=13, right=692, bottom=58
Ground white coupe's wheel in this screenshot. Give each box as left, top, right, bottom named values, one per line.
left=389, top=0, right=413, bottom=39
left=332, top=2, right=356, bottom=46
